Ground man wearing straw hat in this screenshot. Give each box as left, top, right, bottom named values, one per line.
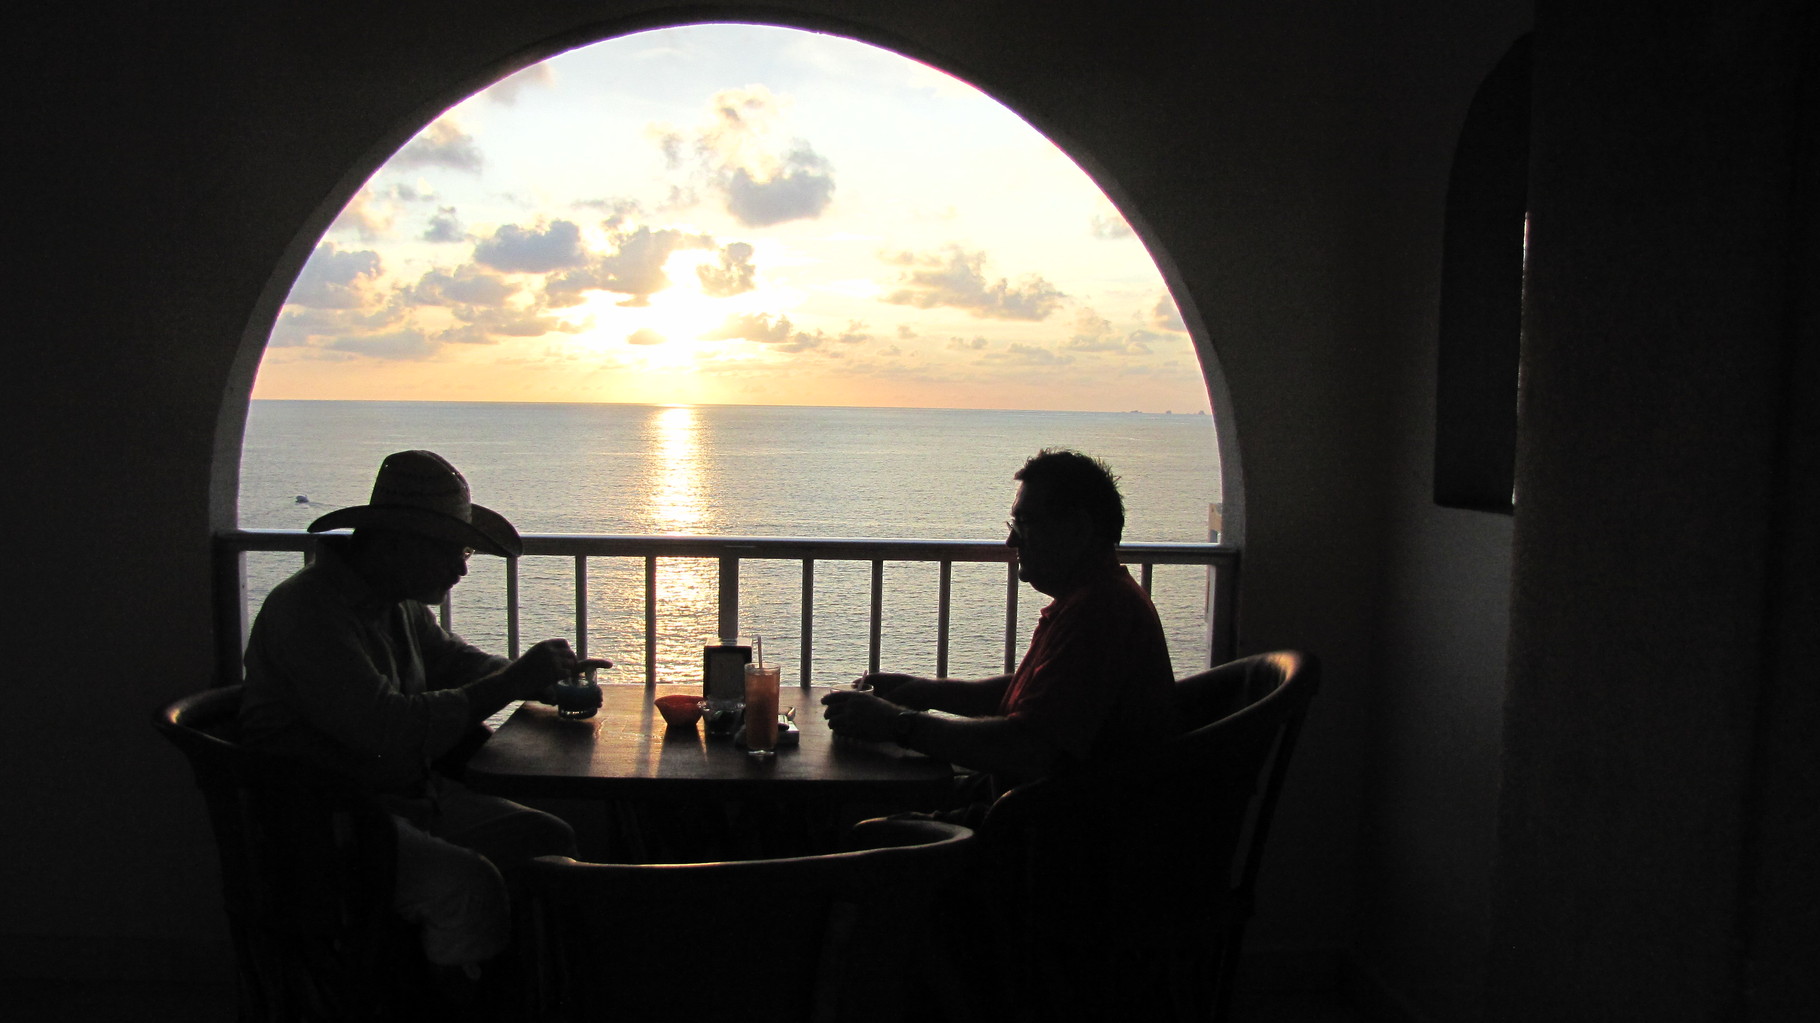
left=240, top=449, right=608, bottom=1002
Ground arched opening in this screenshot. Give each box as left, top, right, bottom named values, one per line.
left=216, top=21, right=1239, bottom=680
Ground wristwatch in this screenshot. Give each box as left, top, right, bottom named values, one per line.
left=891, top=709, right=924, bottom=748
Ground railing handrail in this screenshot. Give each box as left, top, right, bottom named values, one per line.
left=214, top=528, right=1238, bottom=688
left=226, top=527, right=1225, bottom=563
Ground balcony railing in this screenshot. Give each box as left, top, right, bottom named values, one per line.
left=214, top=529, right=1238, bottom=687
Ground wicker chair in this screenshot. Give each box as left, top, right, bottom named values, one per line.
left=522, top=817, right=976, bottom=1023
left=976, top=651, right=1322, bottom=1022
left=157, top=684, right=425, bottom=1022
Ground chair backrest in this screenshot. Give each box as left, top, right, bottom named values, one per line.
left=524, top=817, right=976, bottom=1023
left=157, top=685, right=413, bottom=1022
left=1174, top=648, right=1314, bottom=731
left=978, top=650, right=1321, bottom=1022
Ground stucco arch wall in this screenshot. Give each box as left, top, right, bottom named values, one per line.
left=8, top=4, right=1534, bottom=1014
left=194, top=0, right=1388, bottom=957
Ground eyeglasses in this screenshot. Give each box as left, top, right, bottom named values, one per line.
left=416, top=536, right=474, bottom=562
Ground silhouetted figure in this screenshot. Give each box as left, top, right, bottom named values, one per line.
left=822, top=448, right=1179, bottom=803
left=239, top=450, right=607, bottom=1011
left=821, top=449, right=1182, bottom=1018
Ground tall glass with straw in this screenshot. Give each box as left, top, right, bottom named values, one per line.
left=743, top=635, right=781, bottom=758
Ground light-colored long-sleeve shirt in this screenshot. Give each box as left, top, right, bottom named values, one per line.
left=239, top=538, right=507, bottom=795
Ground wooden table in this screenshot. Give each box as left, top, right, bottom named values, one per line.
left=466, top=684, right=956, bottom=860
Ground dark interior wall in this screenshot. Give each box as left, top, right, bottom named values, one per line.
left=1348, top=8, right=1532, bottom=1021
left=0, top=4, right=1655, bottom=1017
left=1749, top=79, right=1820, bottom=1012
left=1492, top=1, right=1817, bottom=1018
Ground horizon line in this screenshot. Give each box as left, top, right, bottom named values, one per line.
left=248, top=396, right=1212, bottom=416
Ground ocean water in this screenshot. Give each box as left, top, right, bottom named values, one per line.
left=239, top=400, right=1223, bottom=682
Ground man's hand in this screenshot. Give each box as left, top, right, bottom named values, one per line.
left=820, top=689, right=904, bottom=743
left=462, top=642, right=609, bottom=725
left=509, top=639, right=612, bottom=700
left=856, top=672, right=937, bottom=709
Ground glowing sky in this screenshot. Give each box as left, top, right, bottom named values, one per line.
left=251, top=23, right=1211, bottom=413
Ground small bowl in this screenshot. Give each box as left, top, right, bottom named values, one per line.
left=655, top=694, right=704, bottom=729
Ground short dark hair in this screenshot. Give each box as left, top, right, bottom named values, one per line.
left=1014, top=449, right=1125, bottom=547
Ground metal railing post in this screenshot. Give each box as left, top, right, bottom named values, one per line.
left=800, top=559, right=815, bottom=686
left=573, top=555, right=588, bottom=660
left=936, top=560, right=953, bottom=679
left=717, top=556, right=739, bottom=644
left=506, top=556, right=521, bottom=659
left=868, top=559, right=884, bottom=675
left=1003, top=561, right=1020, bottom=674
left=644, top=555, right=658, bottom=687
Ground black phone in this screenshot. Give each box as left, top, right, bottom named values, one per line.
left=703, top=644, right=752, bottom=703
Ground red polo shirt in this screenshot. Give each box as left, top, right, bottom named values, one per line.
left=997, top=557, right=1180, bottom=774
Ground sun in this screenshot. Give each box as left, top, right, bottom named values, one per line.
left=638, top=281, right=727, bottom=346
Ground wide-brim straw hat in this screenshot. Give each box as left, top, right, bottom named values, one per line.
left=308, top=450, right=523, bottom=557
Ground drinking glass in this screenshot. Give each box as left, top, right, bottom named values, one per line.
left=744, top=662, right=781, bottom=757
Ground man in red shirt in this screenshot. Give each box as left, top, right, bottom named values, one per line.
left=821, top=449, right=1179, bottom=794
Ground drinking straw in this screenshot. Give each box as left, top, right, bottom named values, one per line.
left=755, top=634, right=764, bottom=669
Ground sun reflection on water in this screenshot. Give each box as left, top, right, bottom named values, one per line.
left=650, top=405, right=706, bottom=533
left=645, top=406, right=720, bottom=659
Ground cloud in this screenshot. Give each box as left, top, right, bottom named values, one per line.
left=474, top=220, right=588, bottom=274
left=268, top=308, right=340, bottom=348
left=484, top=64, right=555, bottom=105
left=774, top=333, right=829, bottom=354
left=394, top=120, right=484, bottom=172
left=1090, top=210, right=1134, bottom=239
left=947, top=336, right=988, bottom=351
left=438, top=305, right=579, bottom=345
left=1064, top=308, right=1163, bottom=354
left=288, top=243, right=384, bottom=309
left=327, top=328, right=441, bottom=360
left=882, top=246, right=1066, bottom=320
left=1123, top=329, right=1161, bottom=354
left=543, top=225, right=714, bottom=307
left=983, top=342, right=1074, bottom=367
left=696, top=241, right=757, bottom=297
left=277, top=243, right=588, bottom=355
left=701, top=312, right=847, bottom=354
left=1151, top=293, right=1187, bottom=332
left=388, top=181, right=441, bottom=203
left=659, top=183, right=702, bottom=213
left=330, top=189, right=393, bottom=241
left=268, top=303, right=409, bottom=348
left=704, top=312, right=793, bottom=345
left=405, top=264, right=516, bottom=307
left=406, top=264, right=575, bottom=345
left=723, top=144, right=835, bottom=226
left=627, top=328, right=667, bottom=346
left=423, top=207, right=465, bottom=243
left=1065, top=309, right=1124, bottom=351
left=659, top=86, right=837, bottom=227
left=575, top=197, right=644, bottom=230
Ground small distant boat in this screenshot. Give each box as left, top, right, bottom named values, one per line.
left=294, top=495, right=309, bottom=503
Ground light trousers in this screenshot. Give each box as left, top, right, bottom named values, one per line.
left=385, top=776, right=577, bottom=967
